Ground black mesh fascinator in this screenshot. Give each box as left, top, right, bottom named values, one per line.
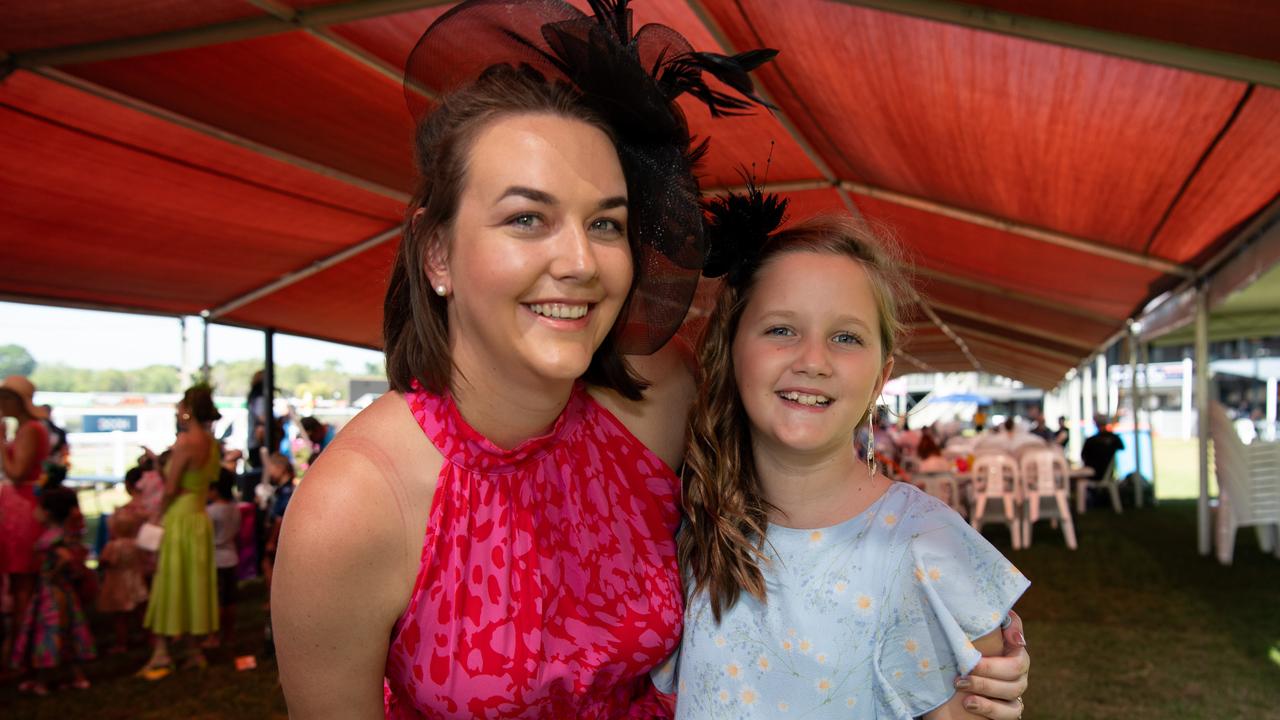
left=702, top=172, right=790, bottom=287
left=405, top=0, right=776, bottom=354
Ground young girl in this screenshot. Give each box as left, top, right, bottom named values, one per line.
left=97, top=484, right=149, bottom=654
left=10, top=486, right=96, bottom=695
left=669, top=207, right=1030, bottom=719
left=205, top=469, right=241, bottom=649
left=260, top=454, right=295, bottom=599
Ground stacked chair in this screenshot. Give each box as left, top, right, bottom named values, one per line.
left=1210, top=402, right=1280, bottom=565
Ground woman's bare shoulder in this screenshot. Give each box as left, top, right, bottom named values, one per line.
left=285, top=392, right=442, bottom=582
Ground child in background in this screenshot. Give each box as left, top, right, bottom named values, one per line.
left=205, top=469, right=240, bottom=649
left=10, top=487, right=96, bottom=695
left=260, top=453, right=296, bottom=598
left=97, top=482, right=149, bottom=654
left=667, top=207, right=1029, bottom=718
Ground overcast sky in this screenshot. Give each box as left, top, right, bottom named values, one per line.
left=2, top=301, right=384, bottom=374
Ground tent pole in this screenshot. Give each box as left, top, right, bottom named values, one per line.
left=1096, top=353, right=1109, bottom=420
left=1266, top=376, right=1277, bottom=442
left=201, top=315, right=211, bottom=382
left=1139, top=338, right=1158, bottom=502
left=1128, top=325, right=1143, bottom=508
left=264, top=329, right=276, bottom=466
left=1082, top=362, right=1095, bottom=432
left=1067, top=371, right=1082, bottom=461
left=1195, top=284, right=1211, bottom=556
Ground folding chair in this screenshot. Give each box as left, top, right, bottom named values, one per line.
left=1074, top=459, right=1123, bottom=515
left=1019, top=449, right=1077, bottom=549
left=970, top=454, right=1022, bottom=549
left=915, top=471, right=963, bottom=517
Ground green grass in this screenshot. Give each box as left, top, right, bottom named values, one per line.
left=1152, top=436, right=1218, bottom=501
left=6, top=502, right=1279, bottom=719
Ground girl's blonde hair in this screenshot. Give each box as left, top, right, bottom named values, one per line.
left=678, top=214, right=910, bottom=621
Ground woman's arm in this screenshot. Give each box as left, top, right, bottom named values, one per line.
left=273, top=442, right=423, bottom=719
left=158, top=438, right=193, bottom=515
left=938, top=612, right=1030, bottom=720
left=0, top=422, right=40, bottom=479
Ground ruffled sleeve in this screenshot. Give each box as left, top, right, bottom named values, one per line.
left=873, top=494, right=1030, bottom=717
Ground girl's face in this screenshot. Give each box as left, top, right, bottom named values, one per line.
left=732, top=251, right=894, bottom=459
left=435, top=113, right=633, bottom=388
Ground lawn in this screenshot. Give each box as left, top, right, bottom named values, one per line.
left=5, top=501, right=1278, bottom=719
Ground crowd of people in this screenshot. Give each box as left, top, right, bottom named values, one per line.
left=0, top=377, right=306, bottom=696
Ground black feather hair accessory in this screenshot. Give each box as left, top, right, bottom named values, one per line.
left=404, top=0, right=777, bottom=354
left=702, top=172, right=789, bottom=287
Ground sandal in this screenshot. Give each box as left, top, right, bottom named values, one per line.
left=18, top=680, right=50, bottom=696
left=135, top=657, right=173, bottom=680
left=60, top=678, right=91, bottom=691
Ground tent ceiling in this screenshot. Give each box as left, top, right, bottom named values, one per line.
left=3, top=0, right=1279, bottom=388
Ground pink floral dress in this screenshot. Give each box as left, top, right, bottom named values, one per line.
left=383, top=383, right=683, bottom=719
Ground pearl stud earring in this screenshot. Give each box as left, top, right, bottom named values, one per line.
left=435, top=285, right=447, bottom=296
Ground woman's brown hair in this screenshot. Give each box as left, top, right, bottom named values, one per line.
left=383, top=63, right=647, bottom=399
left=678, top=214, right=910, bottom=621
left=182, top=384, right=221, bottom=425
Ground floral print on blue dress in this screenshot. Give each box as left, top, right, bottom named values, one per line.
left=655, top=482, right=1029, bottom=719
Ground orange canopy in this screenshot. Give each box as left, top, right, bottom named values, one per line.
left=3, top=0, right=1278, bottom=387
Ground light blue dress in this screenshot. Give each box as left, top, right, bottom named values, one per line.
left=656, top=482, right=1029, bottom=719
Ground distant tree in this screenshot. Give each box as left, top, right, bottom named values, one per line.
left=0, top=344, right=36, bottom=377
left=133, top=365, right=181, bottom=393
left=30, top=363, right=79, bottom=392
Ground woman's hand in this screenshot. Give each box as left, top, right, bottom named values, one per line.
left=955, top=611, right=1029, bottom=719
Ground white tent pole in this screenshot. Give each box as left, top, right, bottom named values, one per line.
left=1067, top=370, right=1082, bottom=461
left=1082, top=362, right=1095, bottom=430
left=1266, top=377, right=1277, bottom=442
left=1128, top=325, right=1143, bottom=508
left=1195, top=283, right=1211, bottom=556
left=201, top=314, right=211, bottom=382
left=1181, top=357, right=1194, bottom=440
left=1139, top=338, right=1158, bottom=501
left=1096, top=353, right=1109, bottom=419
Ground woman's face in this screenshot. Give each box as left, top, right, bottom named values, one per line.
left=436, top=113, right=632, bottom=388
left=732, top=251, right=894, bottom=459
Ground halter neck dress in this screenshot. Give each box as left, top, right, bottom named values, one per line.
left=384, top=383, right=683, bottom=719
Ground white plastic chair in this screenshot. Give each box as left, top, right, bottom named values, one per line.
left=1019, top=449, right=1078, bottom=550
left=1210, top=402, right=1280, bottom=565
left=1074, top=458, right=1123, bottom=515
left=915, top=471, right=964, bottom=517
left=970, top=454, right=1022, bottom=550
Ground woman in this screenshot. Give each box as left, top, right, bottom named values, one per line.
left=0, top=375, right=51, bottom=671
left=274, top=2, right=1028, bottom=717
left=137, top=384, right=221, bottom=676
left=672, top=204, right=1029, bottom=719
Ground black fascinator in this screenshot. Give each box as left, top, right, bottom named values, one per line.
left=702, top=172, right=790, bottom=287
left=404, top=0, right=776, bottom=354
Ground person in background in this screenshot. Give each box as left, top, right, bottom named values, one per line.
left=973, top=407, right=987, bottom=432
left=1080, top=414, right=1125, bottom=504
left=41, top=405, right=69, bottom=488
left=137, top=386, right=221, bottom=678
left=205, top=469, right=241, bottom=649
left=0, top=375, right=52, bottom=670
left=246, top=371, right=266, bottom=471
left=299, top=416, right=335, bottom=462
left=917, top=432, right=952, bottom=473
left=97, top=484, right=149, bottom=654
left=9, top=487, right=96, bottom=696
left=1053, top=415, right=1069, bottom=449
left=1028, top=406, right=1053, bottom=442
left=260, top=453, right=296, bottom=601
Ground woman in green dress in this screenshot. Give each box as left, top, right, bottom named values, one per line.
left=138, top=384, right=221, bottom=676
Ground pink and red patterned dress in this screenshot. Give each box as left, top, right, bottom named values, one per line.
left=384, top=383, right=683, bottom=719
left=0, top=420, right=50, bottom=575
